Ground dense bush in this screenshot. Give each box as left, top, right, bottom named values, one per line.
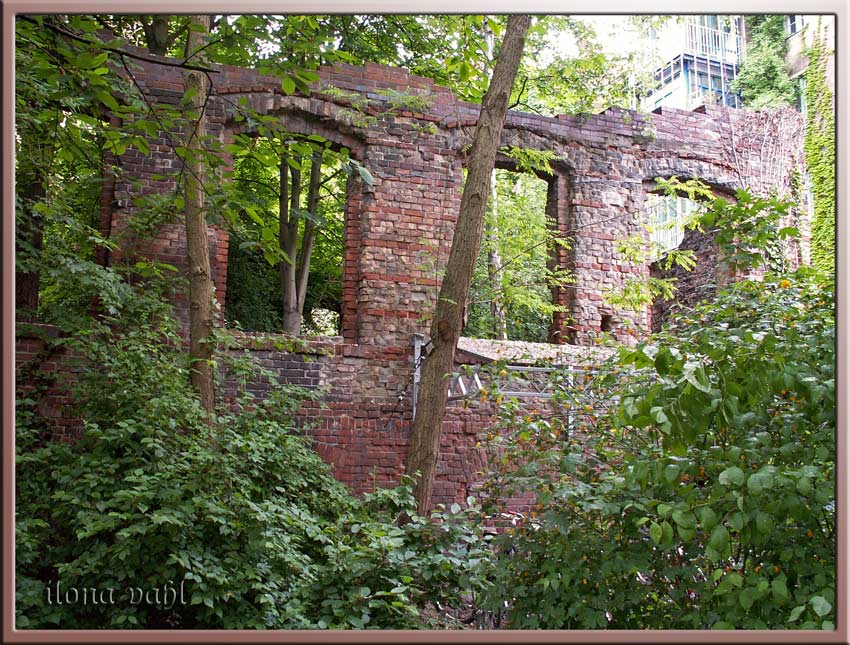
left=15, top=280, right=489, bottom=629
left=479, top=266, right=835, bottom=629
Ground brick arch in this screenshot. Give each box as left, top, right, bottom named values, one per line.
left=34, top=54, right=811, bottom=508
left=110, top=54, right=806, bottom=350
left=224, top=102, right=368, bottom=161
left=639, top=159, right=740, bottom=195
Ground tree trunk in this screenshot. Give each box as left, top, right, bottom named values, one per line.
left=281, top=151, right=302, bottom=335
left=482, top=21, right=508, bottom=340
left=296, top=149, right=323, bottom=314
left=405, top=14, right=531, bottom=514
left=183, top=15, right=215, bottom=412
left=485, top=170, right=508, bottom=339
left=142, top=16, right=174, bottom=56
left=95, top=114, right=122, bottom=268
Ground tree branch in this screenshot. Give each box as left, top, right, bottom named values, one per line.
left=22, top=16, right=220, bottom=74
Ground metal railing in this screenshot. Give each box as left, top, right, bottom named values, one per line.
left=446, top=364, right=585, bottom=401
left=684, top=23, right=743, bottom=62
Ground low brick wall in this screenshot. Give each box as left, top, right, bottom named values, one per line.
left=16, top=326, right=596, bottom=510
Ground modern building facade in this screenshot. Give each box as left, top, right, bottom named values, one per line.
left=642, top=15, right=746, bottom=113
left=640, top=16, right=747, bottom=255
left=784, top=14, right=836, bottom=117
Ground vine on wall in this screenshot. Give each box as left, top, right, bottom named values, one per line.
left=803, top=20, right=835, bottom=274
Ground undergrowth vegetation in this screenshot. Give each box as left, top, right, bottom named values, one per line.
left=15, top=279, right=489, bottom=629
left=479, top=266, right=834, bottom=629
left=17, top=260, right=834, bottom=630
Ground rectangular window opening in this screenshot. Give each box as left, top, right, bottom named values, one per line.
left=224, top=135, right=351, bottom=338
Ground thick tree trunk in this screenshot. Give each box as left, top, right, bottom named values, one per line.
left=183, top=15, right=215, bottom=412
left=405, top=15, right=531, bottom=514
left=280, top=151, right=302, bottom=335
left=142, top=16, right=174, bottom=56
left=296, top=149, right=323, bottom=313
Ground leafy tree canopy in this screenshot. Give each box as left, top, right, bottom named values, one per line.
left=732, top=16, right=796, bottom=108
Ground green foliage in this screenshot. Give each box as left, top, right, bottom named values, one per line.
left=732, top=16, right=795, bottom=108
left=501, top=146, right=557, bottom=175
left=608, top=177, right=798, bottom=314
left=15, top=16, right=144, bottom=317
left=464, top=170, right=567, bottom=342
left=803, top=20, right=835, bottom=274
left=509, top=17, right=644, bottom=116
left=695, top=189, right=798, bottom=272
left=224, top=242, right=284, bottom=332
left=16, top=277, right=489, bottom=629
left=321, top=85, right=434, bottom=130
left=605, top=176, right=708, bottom=312
left=479, top=265, right=834, bottom=629
left=221, top=135, right=349, bottom=334
left=295, top=492, right=492, bottom=629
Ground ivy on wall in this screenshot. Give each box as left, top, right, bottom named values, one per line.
left=803, top=20, right=835, bottom=274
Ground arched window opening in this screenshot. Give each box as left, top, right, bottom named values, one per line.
left=646, top=192, right=700, bottom=256
left=224, top=132, right=354, bottom=337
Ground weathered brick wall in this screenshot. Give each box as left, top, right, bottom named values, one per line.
left=17, top=53, right=808, bottom=507
left=218, top=332, right=496, bottom=506
left=649, top=227, right=720, bottom=332
left=16, top=326, right=85, bottom=442
left=103, top=54, right=806, bottom=348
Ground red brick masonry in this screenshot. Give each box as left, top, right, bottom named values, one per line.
left=16, top=54, right=807, bottom=506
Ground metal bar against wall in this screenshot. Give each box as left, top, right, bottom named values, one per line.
left=412, top=333, right=424, bottom=419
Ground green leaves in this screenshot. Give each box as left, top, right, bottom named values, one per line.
left=699, top=507, right=718, bottom=531
left=708, top=525, right=730, bottom=555
left=15, top=266, right=490, bottom=628
left=280, top=75, right=296, bottom=95
left=671, top=509, right=695, bottom=530
left=746, top=470, right=774, bottom=495
left=810, top=596, right=832, bottom=618
left=682, top=361, right=712, bottom=394
left=74, top=50, right=108, bottom=70
left=718, top=467, right=745, bottom=488
left=649, top=521, right=662, bottom=544
left=482, top=260, right=834, bottom=629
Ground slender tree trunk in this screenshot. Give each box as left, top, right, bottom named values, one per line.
left=281, top=151, right=302, bottom=334
left=296, top=149, right=323, bottom=313
left=95, top=114, right=121, bottom=268
left=482, top=21, right=508, bottom=340
left=485, top=170, right=507, bottom=339
left=16, top=64, right=59, bottom=320
left=183, top=15, right=215, bottom=412
left=405, top=15, right=531, bottom=514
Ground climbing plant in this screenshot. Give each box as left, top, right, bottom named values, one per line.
left=803, top=19, right=835, bottom=274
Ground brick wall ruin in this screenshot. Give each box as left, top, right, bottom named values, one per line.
left=16, top=53, right=808, bottom=507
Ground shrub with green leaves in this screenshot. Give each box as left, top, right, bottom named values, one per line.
left=16, top=277, right=490, bottom=629
left=479, top=266, right=834, bottom=629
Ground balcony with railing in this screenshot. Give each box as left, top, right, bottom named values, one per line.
left=684, top=22, right=744, bottom=63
